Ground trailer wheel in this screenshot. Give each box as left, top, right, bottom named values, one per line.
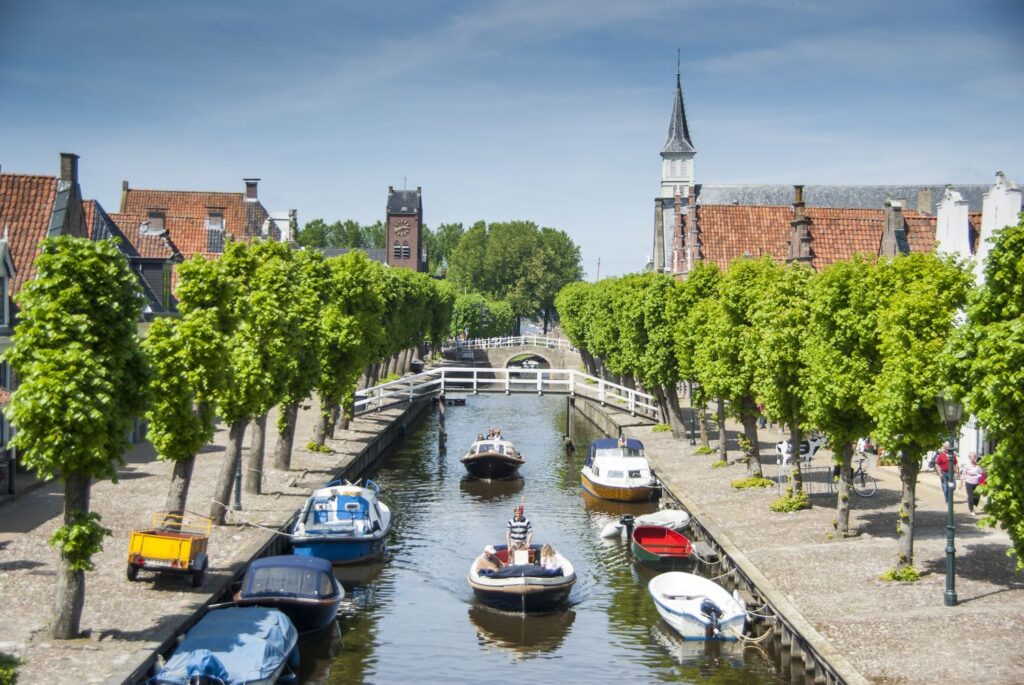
left=126, top=564, right=139, bottom=582
left=191, top=559, right=207, bottom=588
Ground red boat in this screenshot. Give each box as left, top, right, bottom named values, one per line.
left=630, top=525, right=693, bottom=568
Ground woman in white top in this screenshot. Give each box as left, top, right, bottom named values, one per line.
left=960, top=451, right=985, bottom=515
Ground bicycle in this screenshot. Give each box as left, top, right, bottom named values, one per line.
left=850, top=454, right=877, bottom=497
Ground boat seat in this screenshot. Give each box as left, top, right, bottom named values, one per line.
left=513, top=549, right=530, bottom=565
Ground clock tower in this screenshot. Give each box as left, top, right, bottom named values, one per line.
left=385, top=185, right=425, bottom=272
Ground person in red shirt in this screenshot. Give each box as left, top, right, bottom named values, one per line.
left=933, top=441, right=959, bottom=502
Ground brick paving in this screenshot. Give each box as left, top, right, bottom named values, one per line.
left=619, top=413, right=1024, bottom=685
left=0, top=401, right=406, bottom=685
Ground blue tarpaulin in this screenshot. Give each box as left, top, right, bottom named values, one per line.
left=155, top=606, right=297, bottom=685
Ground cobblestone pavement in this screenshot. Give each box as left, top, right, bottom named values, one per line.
left=620, top=414, right=1024, bottom=685
left=0, top=400, right=408, bottom=685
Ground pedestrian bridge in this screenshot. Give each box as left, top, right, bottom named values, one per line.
left=353, top=366, right=657, bottom=419
left=444, top=335, right=581, bottom=369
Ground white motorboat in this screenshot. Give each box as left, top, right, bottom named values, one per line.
left=648, top=572, right=747, bottom=641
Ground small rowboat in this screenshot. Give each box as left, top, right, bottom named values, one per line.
left=649, top=572, right=747, bottom=641
left=631, top=525, right=693, bottom=568
left=467, top=544, right=576, bottom=613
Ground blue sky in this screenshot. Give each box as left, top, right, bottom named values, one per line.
left=2, top=0, right=1022, bottom=278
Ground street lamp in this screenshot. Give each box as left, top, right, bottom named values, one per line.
left=935, top=391, right=964, bottom=607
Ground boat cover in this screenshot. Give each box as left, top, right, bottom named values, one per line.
left=156, top=606, right=297, bottom=685
left=480, top=564, right=564, bottom=579
left=242, top=555, right=338, bottom=600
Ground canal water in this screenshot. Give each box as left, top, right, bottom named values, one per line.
left=297, top=394, right=784, bottom=684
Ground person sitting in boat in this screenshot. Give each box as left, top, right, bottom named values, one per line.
left=540, top=543, right=559, bottom=571
left=506, top=505, right=533, bottom=559
left=477, top=432, right=485, bottom=441
left=480, top=545, right=504, bottom=571
left=495, top=428, right=502, bottom=439
left=486, top=428, right=495, bottom=439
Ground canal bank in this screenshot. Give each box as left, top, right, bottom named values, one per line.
left=0, top=393, right=433, bottom=685
left=572, top=397, right=1024, bottom=685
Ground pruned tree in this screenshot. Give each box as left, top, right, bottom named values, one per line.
left=5, top=236, right=147, bottom=639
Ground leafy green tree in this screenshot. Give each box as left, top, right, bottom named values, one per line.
left=531, top=228, right=584, bottom=333
left=425, top=222, right=465, bottom=276
left=865, top=252, right=971, bottom=572
left=447, top=221, right=489, bottom=294
left=555, top=281, right=598, bottom=375
left=450, top=293, right=514, bottom=338
left=802, top=257, right=880, bottom=536
left=952, top=215, right=1024, bottom=568
left=144, top=255, right=235, bottom=516
left=361, top=220, right=386, bottom=249
left=750, top=260, right=814, bottom=493
left=5, top=236, right=147, bottom=639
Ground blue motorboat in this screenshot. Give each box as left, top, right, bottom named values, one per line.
left=290, top=479, right=391, bottom=564
left=154, top=606, right=298, bottom=685
left=234, top=555, right=344, bottom=634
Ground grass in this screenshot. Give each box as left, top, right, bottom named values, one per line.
left=880, top=566, right=921, bottom=582
left=769, top=487, right=811, bottom=512
left=711, top=460, right=731, bottom=469
left=694, top=446, right=714, bottom=455
left=652, top=423, right=672, bottom=433
left=0, top=652, right=19, bottom=685
left=731, top=476, right=774, bottom=489
left=305, top=441, right=334, bottom=454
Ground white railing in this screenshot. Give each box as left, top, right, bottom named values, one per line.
left=353, top=366, right=657, bottom=418
left=448, top=335, right=574, bottom=351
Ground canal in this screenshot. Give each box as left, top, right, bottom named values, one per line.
left=297, top=394, right=784, bottom=684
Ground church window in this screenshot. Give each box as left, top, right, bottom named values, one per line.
left=401, top=241, right=410, bottom=259
left=393, top=241, right=402, bottom=260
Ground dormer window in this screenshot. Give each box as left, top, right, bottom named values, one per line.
left=207, top=212, right=225, bottom=253
left=207, top=212, right=224, bottom=231
left=148, top=212, right=165, bottom=230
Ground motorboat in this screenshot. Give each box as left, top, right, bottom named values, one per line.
left=467, top=543, right=576, bottom=612
left=153, top=606, right=298, bottom=685
left=600, top=506, right=691, bottom=538
left=460, top=436, right=525, bottom=480
left=290, top=479, right=391, bottom=564
left=631, top=525, right=693, bottom=569
left=648, top=572, right=747, bottom=641
left=234, top=555, right=344, bottom=634
left=581, top=438, right=659, bottom=502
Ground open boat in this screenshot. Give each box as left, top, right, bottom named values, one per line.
left=153, top=606, right=298, bottom=685
left=467, top=544, right=576, bottom=612
left=636, top=508, right=691, bottom=531
left=460, top=436, right=525, bottom=480
left=290, top=479, right=391, bottom=564
left=648, top=572, right=747, bottom=641
left=234, top=555, right=344, bottom=634
left=631, top=525, right=693, bottom=569
left=581, top=438, right=659, bottom=502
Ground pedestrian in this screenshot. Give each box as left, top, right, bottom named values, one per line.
left=960, top=451, right=985, bottom=515
left=933, top=441, right=959, bottom=502
left=757, top=404, right=767, bottom=429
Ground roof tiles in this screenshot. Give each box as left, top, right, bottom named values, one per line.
left=0, top=173, right=58, bottom=294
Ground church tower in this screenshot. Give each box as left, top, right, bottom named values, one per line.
left=654, top=66, right=696, bottom=272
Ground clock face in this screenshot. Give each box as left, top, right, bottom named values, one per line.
left=394, top=219, right=411, bottom=237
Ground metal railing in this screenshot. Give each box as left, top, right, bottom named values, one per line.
left=353, top=366, right=657, bottom=418
left=448, top=335, right=574, bottom=351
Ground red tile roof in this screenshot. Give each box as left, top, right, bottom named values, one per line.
left=0, top=173, right=57, bottom=294
left=121, top=188, right=270, bottom=243
left=108, top=211, right=181, bottom=260
left=684, top=204, right=936, bottom=272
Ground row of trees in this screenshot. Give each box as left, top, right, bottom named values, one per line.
left=556, top=250, right=975, bottom=575
left=6, top=237, right=453, bottom=638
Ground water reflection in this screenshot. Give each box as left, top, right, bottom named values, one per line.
left=458, top=475, right=524, bottom=502
left=468, top=605, right=576, bottom=658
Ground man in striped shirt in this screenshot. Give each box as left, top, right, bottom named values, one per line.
left=506, top=505, right=533, bottom=556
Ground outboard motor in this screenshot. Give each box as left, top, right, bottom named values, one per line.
left=618, top=514, right=635, bottom=541
left=700, top=597, right=724, bottom=638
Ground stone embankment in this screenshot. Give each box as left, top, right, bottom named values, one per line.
left=0, top=396, right=429, bottom=685
left=580, top=401, right=1024, bottom=685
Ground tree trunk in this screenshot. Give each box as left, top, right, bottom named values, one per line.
left=328, top=403, right=341, bottom=437
left=836, top=441, right=854, bottom=536
left=211, top=419, right=247, bottom=525
left=665, top=387, right=685, bottom=439
left=789, top=422, right=804, bottom=495
left=311, top=396, right=331, bottom=447
left=741, top=412, right=763, bottom=478
left=698, top=407, right=710, bottom=450
left=272, top=401, right=299, bottom=471
left=398, top=348, right=411, bottom=374
left=716, top=399, right=727, bottom=463
left=164, top=454, right=196, bottom=515
left=244, top=413, right=267, bottom=495
left=543, top=310, right=550, bottom=334
left=896, top=458, right=921, bottom=569
left=580, top=350, right=597, bottom=376
left=51, top=471, right=90, bottom=639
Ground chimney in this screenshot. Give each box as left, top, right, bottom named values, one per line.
left=880, top=198, right=909, bottom=257
left=917, top=189, right=933, bottom=214
left=121, top=180, right=129, bottom=212
left=793, top=184, right=806, bottom=221
left=60, top=153, right=79, bottom=186
left=243, top=178, right=259, bottom=201
left=788, top=184, right=813, bottom=264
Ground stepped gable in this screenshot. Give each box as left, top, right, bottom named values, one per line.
left=696, top=204, right=936, bottom=271
left=0, top=173, right=58, bottom=294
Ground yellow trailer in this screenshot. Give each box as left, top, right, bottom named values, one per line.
left=127, top=511, right=211, bottom=587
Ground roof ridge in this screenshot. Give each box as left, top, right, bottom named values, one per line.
left=125, top=188, right=247, bottom=197
left=0, top=172, right=57, bottom=181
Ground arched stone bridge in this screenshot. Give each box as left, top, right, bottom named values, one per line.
left=444, top=336, right=583, bottom=370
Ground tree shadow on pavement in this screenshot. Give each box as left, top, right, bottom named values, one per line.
left=921, top=542, right=1024, bottom=600
left=856, top=508, right=992, bottom=541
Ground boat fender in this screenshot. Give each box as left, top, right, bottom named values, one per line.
left=599, top=521, right=623, bottom=539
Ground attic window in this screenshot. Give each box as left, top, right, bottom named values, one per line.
left=207, top=212, right=224, bottom=230
left=148, top=212, right=165, bottom=230
left=207, top=213, right=225, bottom=253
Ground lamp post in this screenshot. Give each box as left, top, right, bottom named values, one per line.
left=935, top=392, right=963, bottom=607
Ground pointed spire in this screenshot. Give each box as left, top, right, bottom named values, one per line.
left=662, top=59, right=695, bottom=156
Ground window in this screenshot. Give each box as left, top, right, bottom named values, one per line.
left=401, top=241, right=410, bottom=259
left=207, top=212, right=224, bottom=230
left=206, top=213, right=225, bottom=253
left=393, top=241, right=401, bottom=260
left=147, top=212, right=165, bottom=230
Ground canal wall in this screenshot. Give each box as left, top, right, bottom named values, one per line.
left=569, top=396, right=866, bottom=685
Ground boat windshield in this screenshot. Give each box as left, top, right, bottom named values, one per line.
left=594, top=447, right=643, bottom=458
left=246, top=566, right=335, bottom=598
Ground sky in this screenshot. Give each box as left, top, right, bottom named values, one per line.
left=2, top=0, right=1023, bottom=278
